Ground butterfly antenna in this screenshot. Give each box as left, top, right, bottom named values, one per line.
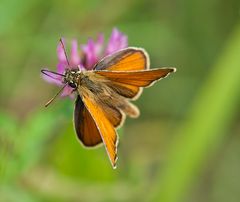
left=41, top=69, right=65, bottom=78
left=44, top=84, right=67, bottom=107
left=60, top=38, right=70, bottom=66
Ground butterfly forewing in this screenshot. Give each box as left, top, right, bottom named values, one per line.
left=94, top=47, right=149, bottom=71
left=95, top=68, right=175, bottom=88
left=78, top=91, right=118, bottom=168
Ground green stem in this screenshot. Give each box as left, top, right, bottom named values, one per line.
left=152, top=23, right=240, bottom=202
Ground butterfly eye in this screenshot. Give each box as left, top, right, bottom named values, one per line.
left=69, top=82, right=77, bottom=88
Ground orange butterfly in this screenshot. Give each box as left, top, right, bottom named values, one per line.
left=42, top=42, right=176, bottom=169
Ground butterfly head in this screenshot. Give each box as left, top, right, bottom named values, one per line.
left=41, top=68, right=80, bottom=89
left=41, top=68, right=81, bottom=107
left=63, top=69, right=80, bottom=89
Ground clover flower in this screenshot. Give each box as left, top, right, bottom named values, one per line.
left=42, top=28, right=128, bottom=98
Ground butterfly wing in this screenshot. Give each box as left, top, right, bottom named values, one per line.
left=94, top=48, right=175, bottom=99
left=95, top=68, right=175, bottom=88
left=94, top=47, right=149, bottom=71
left=74, top=96, right=102, bottom=146
left=78, top=91, right=118, bottom=168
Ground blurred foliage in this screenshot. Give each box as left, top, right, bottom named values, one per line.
left=0, top=0, right=240, bottom=202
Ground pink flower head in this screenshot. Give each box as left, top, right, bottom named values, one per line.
left=105, top=28, right=128, bottom=55
left=81, top=34, right=104, bottom=69
left=42, top=28, right=128, bottom=98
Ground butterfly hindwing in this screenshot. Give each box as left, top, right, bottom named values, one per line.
left=74, top=96, right=102, bottom=147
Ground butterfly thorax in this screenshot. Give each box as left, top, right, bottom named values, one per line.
left=63, top=69, right=103, bottom=91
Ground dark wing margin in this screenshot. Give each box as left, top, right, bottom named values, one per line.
left=94, top=47, right=149, bottom=71
left=74, top=96, right=102, bottom=147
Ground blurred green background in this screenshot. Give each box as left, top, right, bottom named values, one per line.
left=0, top=0, right=240, bottom=202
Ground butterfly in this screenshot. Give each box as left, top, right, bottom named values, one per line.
left=41, top=40, right=176, bottom=169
